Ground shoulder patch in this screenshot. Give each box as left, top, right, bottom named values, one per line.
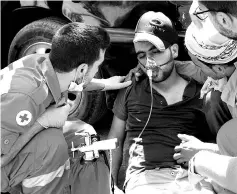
left=16, top=110, right=32, bottom=126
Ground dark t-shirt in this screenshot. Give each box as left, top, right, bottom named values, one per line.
left=112, top=77, right=213, bottom=178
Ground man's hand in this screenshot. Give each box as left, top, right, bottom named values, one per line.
left=102, top=76, right=132, bottom=91
left=173, top=134, right=205, bottom=164
left=37, top=104, right=71, bottom=128
left=125, top=63, right=144, bottom=82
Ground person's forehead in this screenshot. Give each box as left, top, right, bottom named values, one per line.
left=134, top=41, right=156, bottom=52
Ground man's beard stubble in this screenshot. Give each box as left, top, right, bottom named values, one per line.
left=152, top=60, right=175, bottom=84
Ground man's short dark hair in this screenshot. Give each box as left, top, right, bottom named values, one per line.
left=199, top=1, right=237, bottom=17
left=49, top=22, right=110, bottom=72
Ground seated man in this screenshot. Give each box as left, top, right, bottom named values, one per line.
left=108, top=11, right=214, bottom=194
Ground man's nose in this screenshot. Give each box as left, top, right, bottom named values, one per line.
left=145, top=57, right=156, bottom=69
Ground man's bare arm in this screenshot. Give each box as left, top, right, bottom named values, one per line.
left=107, top=115, right=126, bottom=186
left=193, top=151, right=237, bottom=193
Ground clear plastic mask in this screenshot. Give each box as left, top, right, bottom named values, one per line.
left=146, top=57, right=157, bottom=70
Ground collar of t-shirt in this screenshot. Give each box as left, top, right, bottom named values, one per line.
left=38, top=54, right=62, bottom=105
left=144, top=76, right=198, bottom=100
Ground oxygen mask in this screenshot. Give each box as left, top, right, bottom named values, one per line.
left=145, top=57, right=156, bottom=79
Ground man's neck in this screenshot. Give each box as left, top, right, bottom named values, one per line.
left=56, top=70, right=75, bottom=93
left=152, top=68, right=188, bottom=105
left=153, top=67, right=186, bottom=92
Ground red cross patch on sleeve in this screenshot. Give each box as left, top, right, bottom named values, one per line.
left=1, top=93, right=38, bottom=131
left=16, top=110, right=32, bottom=126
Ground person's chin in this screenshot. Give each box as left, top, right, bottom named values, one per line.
left=152, top=77, right=165, bottom=83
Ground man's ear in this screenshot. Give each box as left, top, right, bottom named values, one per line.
left=170, top=44, right=179, bottom=59
left=77, top=63, right=88, bottom=77
left=216, top=12, right=233, bottom=30
left=212, top=65, right=226, bottom=76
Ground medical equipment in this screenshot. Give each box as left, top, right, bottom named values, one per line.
left=71, top=132, right=118, bottom=194
left=134, top=58, right=154, bottom=144
left=130, top=58, right=154, bottom=162
left=71, top=132, right=118, bottom=159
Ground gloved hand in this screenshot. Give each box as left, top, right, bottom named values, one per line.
left=101, top=76, right=132, bottom=91
left=73, top=77, right=132, bottom=92
left=124, top=63, right=144, bottom=82
left=37, top=104, right=71, bottom=129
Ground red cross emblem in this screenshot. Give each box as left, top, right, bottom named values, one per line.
left=16, top=110, right=32, bottom=126
left=19, top=114, right=29, bottom=122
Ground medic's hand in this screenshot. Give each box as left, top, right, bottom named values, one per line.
left=102, top=76, right=132, bottom=91
left=37, top=104, right=71, bottom=129
left=125, top=63, right=144, bottom=82
left=173, top=134, right=205, bottom=164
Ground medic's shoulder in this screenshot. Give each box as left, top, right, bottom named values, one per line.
left=0, top=54, right=49, bottom=105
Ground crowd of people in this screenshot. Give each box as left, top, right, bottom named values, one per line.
left=1, top=0, right=237, bottom=194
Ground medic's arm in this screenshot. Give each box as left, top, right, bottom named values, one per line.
left=83, top=77, right=132, bottom=91
left=1, top=93, right=44, bottom=167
